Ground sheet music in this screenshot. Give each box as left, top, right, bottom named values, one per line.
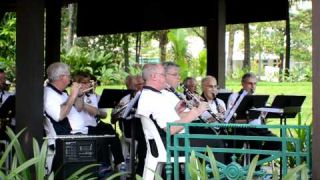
left=224, top=90, right=248, bottom=123
left=122, top=91, right=141, bottom=119
left=250, top=107, right=284, bottom=114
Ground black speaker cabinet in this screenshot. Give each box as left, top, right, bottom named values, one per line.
left=53, top=137, right=100, bottom=179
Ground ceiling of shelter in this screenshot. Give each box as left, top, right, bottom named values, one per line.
left=76, top=0, right=288, bottom=36
left=0, top=0, right=289, bottom=36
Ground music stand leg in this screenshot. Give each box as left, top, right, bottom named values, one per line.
left=130, top=119, right=136, bottom=178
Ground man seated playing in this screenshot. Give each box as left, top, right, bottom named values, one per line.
left=43, top=62, right=124, bottom=175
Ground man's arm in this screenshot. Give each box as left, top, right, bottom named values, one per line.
left=165, top=102, right=208, bottom=135
left=59, top=83, right=82, bottom=120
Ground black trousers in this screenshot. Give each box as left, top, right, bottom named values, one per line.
left=88, top=122, right=124, bottom=166
left=121, top=118, right=147, bottom=176
left=232, top=127, right=282, bottom=162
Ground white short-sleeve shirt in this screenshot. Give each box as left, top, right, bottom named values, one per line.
left=44, top=85, right=88, bottom=134
left=81, top=93, right=99, bottom=127
left=136, top=87, right=180, bottom=130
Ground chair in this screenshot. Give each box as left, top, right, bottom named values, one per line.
left=139, top=116, right=184, bottom=180
left=119, top=119, right=137, bottom=159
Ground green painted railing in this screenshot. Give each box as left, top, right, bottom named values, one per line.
left=165, top=123, right=311, bottom=180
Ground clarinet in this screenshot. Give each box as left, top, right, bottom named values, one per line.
left=165, top=85, right=221, bottom=134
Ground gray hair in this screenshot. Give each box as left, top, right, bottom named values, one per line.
left=142, top=64, right=159, bottom=81
left=47, top=62, right=70, bottom=82
left=201, top=75, right=216, bottom=87
left=162, top=61, right=179, bottom=73
left=241, top=72, right=256, bottom=83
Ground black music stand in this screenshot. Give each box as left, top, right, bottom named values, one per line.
left=234, top=95, right=269, bottom=121
left=216, top=92, right=232, bottom=107
left=254, top=95, right=306, bottom=124
left=98, top=89, right=133, bottom=108
left=121, top=91, right=141, bottom=178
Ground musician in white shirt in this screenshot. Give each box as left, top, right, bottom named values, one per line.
left=137, top=63, right=225, bottom=164
left=226, top=72, right=281, bottom=164
left=73, top=71, right=124, bottom=169
left=136, top=63, right=208, bottom=136
left=200, top=75, right=226, bottom=122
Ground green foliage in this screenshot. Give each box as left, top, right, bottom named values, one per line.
left=167, top=29, right=191, bottom=79
left=290, top=8, right=312, bottom=63
left=61, top=46, right=128, bottom=85
left=187, top=146, right=308, bottom=180
left=0, top=12, right=16, bottom=82
left=287, top=113, right=312, bottom=168
left=0, top=127, right=105, bottom=180
left=246, top=155, right=259, bottom=180
left=284, top=64, right=312, bottom=82
left=198, top=49, right=207, bottom=77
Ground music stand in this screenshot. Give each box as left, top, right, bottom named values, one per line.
left=216, top=92, right=232, bottom=107
left=120, top=91, right=141, bottom=178
left=252, top=95, right=306, bottom=124
left=98, top=89, right=133, bottom=108
left=234, top=95, right=269, bottom=121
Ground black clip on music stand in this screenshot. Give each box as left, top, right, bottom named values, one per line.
left=262, top=95, right=306, bottom=125
left=234, top=95, right=269, bottom=122
left=98, top=89, right=133, bottom=108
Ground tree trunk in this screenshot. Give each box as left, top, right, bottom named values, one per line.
left=135, top=32, right=141, bottom=64
left=123, top=34, right=129, bottom=73
left=203, top=27, right=207, bottom=48
left=285, top=18, right=291, bottom=76
left=227, top=26, right=235, bottom=76
left=279, top=53, right=284, bottom=82
left=66, top=3, right=76, bottom=51
left=159, top=30, right=168, bottom=62
left=243, top=23, right=251, bottom=70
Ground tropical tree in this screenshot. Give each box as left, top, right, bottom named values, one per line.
left=167, top=29, right=191, bottom=79
left=290, top=7, right=311, bottom=63
left=157, top=30, right=168, bottom=62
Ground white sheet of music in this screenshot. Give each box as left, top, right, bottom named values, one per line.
left=224, top=90, right=248, bottom=123
left=250, top=107, right=284, bottom=114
